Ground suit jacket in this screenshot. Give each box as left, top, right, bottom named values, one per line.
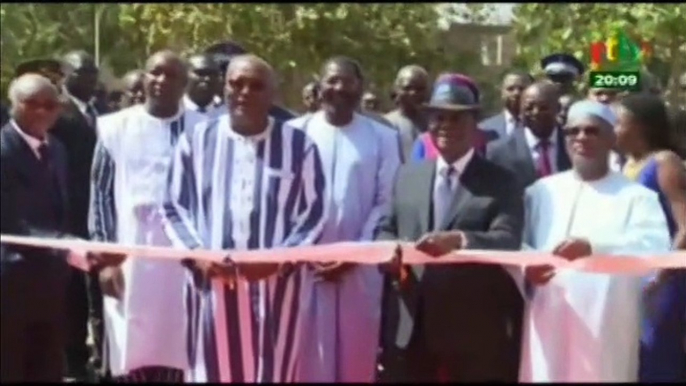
left=0, top=103, right=8, bottom=127
left=50, top=99, right=99, bottom=238
left=0, top=124, right=73, bottom=315
left=479, top=112, right=508, bottom=139
left=486, top=128, right=571, bottom=191
left=377, top=155, right=524, bottom=358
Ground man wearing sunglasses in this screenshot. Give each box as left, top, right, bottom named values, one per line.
left=519, top=100, right=671, bottom=382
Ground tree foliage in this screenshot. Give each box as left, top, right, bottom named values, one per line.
left=1, top=4, right=477, bottom=109
left=511, top=4, right=686, bottom=104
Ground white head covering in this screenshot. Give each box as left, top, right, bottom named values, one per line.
left=566, top=100, right=617, bottom=128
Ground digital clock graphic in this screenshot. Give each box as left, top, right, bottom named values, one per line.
left=589, top=71, right=641, bottom=91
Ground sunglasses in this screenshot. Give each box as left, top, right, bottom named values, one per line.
left=563, top=126, right=602, bottom=137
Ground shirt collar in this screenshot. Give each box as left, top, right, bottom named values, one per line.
left=226, top=115, right=274, bottom=142
left=64, top=91, right=92, bottom=114
left=524, top=126, right=557, bottom=151
left=183, top=95, right=215, bottom=113
left=11, top=119, right=47, bottom=153
left=504, top=109, right=517, bottom=124
left=436, top=148, right=475, bottom=178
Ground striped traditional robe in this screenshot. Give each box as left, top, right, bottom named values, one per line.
left=161, top=114, right=327, bottom=383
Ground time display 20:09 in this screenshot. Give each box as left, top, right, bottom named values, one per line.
left=588, top=71, right=641, bottom=91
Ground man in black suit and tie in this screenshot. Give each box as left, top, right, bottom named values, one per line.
left=376, top=74, right=524, bottom=382
left=50, top=50, right=103, bottom=382
left=487, top=81, right=572, bottom=191
left=1, top=74, right=124, bottom=382
left=479, top=70, right=533, bottom=139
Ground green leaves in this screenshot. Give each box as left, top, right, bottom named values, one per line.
left=511, top=4, right=686, bottom=103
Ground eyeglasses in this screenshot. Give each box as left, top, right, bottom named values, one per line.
left=563, top=126, right=602, bottom=137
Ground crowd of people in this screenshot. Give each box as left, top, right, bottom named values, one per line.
left=1, top=39, right=685, bottom=384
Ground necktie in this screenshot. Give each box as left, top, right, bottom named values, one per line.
left=198, top=106, right=207, bottom=113
left=537, top=139, right=553, bottom=177
left=434, top=165, right=455, bottom=231
left=37, top=143, right=52, bottom=168
left=414, top=165, right=455, bottom=281
left=85, top=104, right=97, bottom=128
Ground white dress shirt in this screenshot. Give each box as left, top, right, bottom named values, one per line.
left=524, top=127, right=559, bottom=174
left=504, top=109, right=520, bottom=136
left=11, top=120, right=47, bottom=159
left=433, top=148, right=475, bottom=230
left=183, top=95, right=222, bottom=119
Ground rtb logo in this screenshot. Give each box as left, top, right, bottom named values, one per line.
left=589, top=30, right=651, bottom=72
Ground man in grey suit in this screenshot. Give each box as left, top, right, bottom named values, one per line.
left=376, top=74, right=524, bottom=382
left=479, top=70, right=533, bottom=139
left=487, top=81, right=572, bottom=191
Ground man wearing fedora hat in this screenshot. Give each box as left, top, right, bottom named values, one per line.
left=376, top=73, right=524, bottom=382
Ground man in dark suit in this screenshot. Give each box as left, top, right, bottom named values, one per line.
left=376, top=74, right=524, bottom=382
left=479, top=70, right=533, bottom=139
left=1, top=74, right=123, bottom=382
left=487, top=81, right=572, bottom=191
left=50, top=50, right=102, bottom=382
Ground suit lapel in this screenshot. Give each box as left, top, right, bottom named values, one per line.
left=3, top=126, right=44, bottom=180
left=555, top=128, right=571, bottom=171
left=512, top=130, right=537, bottom=181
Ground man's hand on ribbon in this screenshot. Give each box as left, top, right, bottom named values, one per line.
left=415, top=231, right=466, bottom=257
left=314, top=262, right=356, bottom=282
left=99, top=266, right=125, bottom=300
left=553, top=238, right=592, bottom=261
left=378, top=243, right=404, bottom=282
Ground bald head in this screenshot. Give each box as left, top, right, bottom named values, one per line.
left=395, top=65, right=429, bottom=84
left=225, top=54, right=277, bottom=133
left=523, top=81, right=560, bottom=101
left=123, top=69, right=145, bottom=87
left=226, top=54, right=276, bottom=91
left=521, top=81, right=561, bottom=138
left=62, top=50, right=99, bottom=101
left=146, top=50, right=187, bottom=74
left=393, top=65, right=430, bottom=113
left=62, top=50, right=95, bottom=71
left=144, top=50, right=188, bottom=115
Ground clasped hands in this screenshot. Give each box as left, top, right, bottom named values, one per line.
left=525, top=238, right=592, bottom=286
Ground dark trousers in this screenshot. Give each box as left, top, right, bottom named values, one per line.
left=377, top=317, right=519, bottom=383
left=110, top=366, right=185, bottom=383
left=65, top=268, right=90, bottom=380
left=1, top=270, right=67, bottom=382
left=65, top=269, right=107, bottom=381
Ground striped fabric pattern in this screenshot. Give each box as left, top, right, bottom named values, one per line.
left=162, top=114, right=327, bottom=383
